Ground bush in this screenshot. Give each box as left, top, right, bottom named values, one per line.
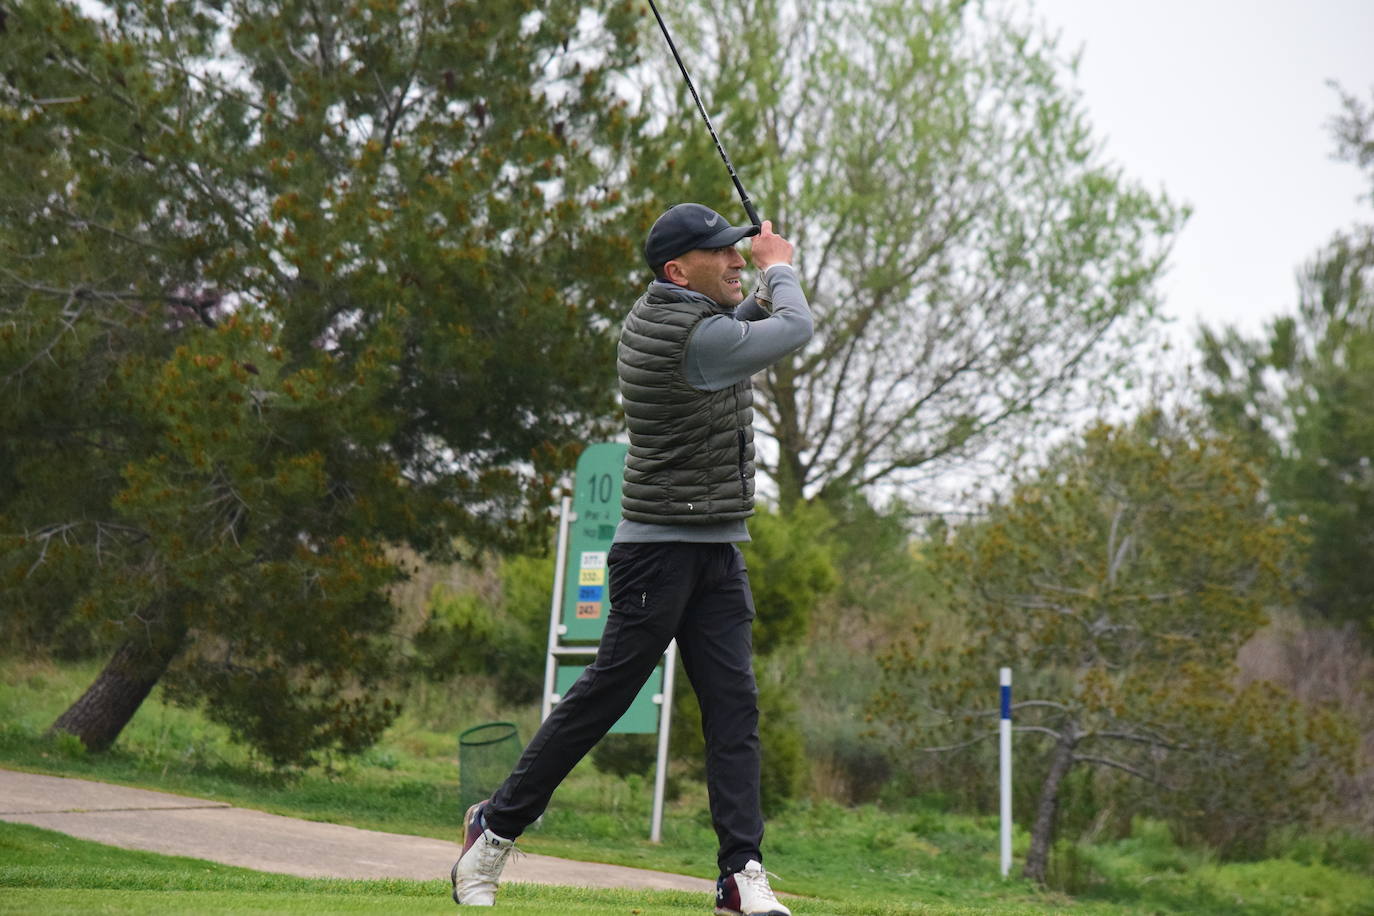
left=1267, top=824, right=1374, bottom=874
left=411, top=553, right=552, bottom=704
left=808, top=727, right=893, bottom=806
left=1045, top=840, right=1108, bottom=895
left=591, top=733, right=657, bottom=778
left=758, top=680, right=808, bottom=815
left=740, top=503, right=839, bottom=655
left=671, top=668, right=809, bottom=815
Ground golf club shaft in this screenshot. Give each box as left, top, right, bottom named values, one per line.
left=646, top=0, right=761, bottom=227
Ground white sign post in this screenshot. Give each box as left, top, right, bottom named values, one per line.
left=999, top=666, right=1013, bottom=878
left=540, top=447, right=675, bottom=843
left=649, top=644, right=677, bottom=843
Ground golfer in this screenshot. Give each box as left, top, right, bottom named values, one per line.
left=451, top=203, right=811, bottom=916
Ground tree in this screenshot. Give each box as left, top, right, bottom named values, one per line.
left=0, top=0, right=653, bottom=763
left=1199, top=84, right=1374, bottom=632
left=872, top=410, right=1354, bottom=881
left=637, top=0, right=1184, bottom=507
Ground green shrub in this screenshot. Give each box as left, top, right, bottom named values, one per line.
left=758, top=682, right=808, bottom=816
left=591, top=733, right=657, bottom=778
left=48, top=729, right=88, bottom=760
left=412, top=553, right=551, bottom=704
left=1045, top=840, right=1108, bottom=895
left=740, top=502, right=839, bottom=655
left=1268, top=824, right=1374, bottom=874
left=670, top=669, right=808, bottom=815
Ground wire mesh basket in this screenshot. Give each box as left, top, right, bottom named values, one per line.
left=458, top=721, right=521, bottom=814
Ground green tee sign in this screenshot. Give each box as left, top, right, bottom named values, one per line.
left=560, top=442, right=628, bottom=641
left=555, top=664, right=663, bottom=734
left=541, top=441, right=674, bottom=813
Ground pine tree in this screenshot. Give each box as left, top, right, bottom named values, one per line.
left=0, top=0, right=654, bottom=764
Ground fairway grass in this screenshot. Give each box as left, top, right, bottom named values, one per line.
left=0, top=819, right=1056, bottom=916
left=7, top=817, right=1374, bottom=916
left=4, top=658, right=1373, bottom=914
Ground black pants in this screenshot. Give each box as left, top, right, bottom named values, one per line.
left=484, top=541, right=763, bottom=876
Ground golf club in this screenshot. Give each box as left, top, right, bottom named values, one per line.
left=646, top=0, right=761, bottom=228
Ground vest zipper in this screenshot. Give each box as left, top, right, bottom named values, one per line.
left=735, top=380, right=748, bottom=505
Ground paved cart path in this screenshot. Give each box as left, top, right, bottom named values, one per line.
left=0, top=768, right=714, bottom=894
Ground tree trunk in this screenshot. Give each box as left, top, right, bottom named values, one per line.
left=765, top=358, right=808, bottom=509
left=48, top=625, right=187, bottom=752
left=1023, top=721, right=1078, bottom=884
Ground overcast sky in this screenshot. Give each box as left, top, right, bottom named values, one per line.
left=1030, top=0, right=1374, bottom=349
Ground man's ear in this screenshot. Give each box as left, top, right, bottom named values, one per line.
left=662, top=258, right=689, bottom=287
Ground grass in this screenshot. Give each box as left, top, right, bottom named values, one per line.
left=0, top=819, right=1117, bottom=915
left=3, top=656, right=1374, bottom=915
left=0, top=819, right=716, bottom=915
left=0, top=817, right=1068, bottom=915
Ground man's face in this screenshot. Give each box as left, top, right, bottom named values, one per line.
left=665, top=245, right=748, bottom=305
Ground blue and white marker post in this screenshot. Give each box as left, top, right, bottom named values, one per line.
left=999, top=666, right=1013, bottom=877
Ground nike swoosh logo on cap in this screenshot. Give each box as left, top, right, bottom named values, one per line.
left=704, top=214, right=719, bottom=227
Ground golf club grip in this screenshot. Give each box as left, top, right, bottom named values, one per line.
left=741, top=195, right=760, bottom=228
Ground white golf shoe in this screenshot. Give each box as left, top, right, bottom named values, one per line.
left=714, top=859, right=791, bottom=916
left=450, top=801, right=516, bottom=906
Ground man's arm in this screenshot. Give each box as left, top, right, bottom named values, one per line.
left=735, top=221, right=790, bottom=321
left=734, top=277, right=772, bottom=322
left=684, top=262, right=812, bottom=391
left=734, top=294, right=769, bottom=322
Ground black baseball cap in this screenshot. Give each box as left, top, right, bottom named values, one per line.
left=644, top=203, right=760, bottom=274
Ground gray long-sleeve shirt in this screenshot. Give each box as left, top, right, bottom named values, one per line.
left=683, top=263, right=812, bottom=391
left=615, top=263, right=813, bottom=544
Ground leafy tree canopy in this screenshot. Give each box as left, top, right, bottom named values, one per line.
left=873, top=409, right=1354, bottom=878
left=1199, top=84, right=1374, bottom=632
left=637, top=0, right=1185, bottom=507
left=0, top=0, right=655, bottom=764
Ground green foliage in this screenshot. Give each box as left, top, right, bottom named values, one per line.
left=1266, top=823, right=1374, bottom=874
left=1135, top=678, right=1359, bottom=857
left=755, top=677, right=808, bottom=815
left=739, top=502, right=839, bottom=655
left=821, top=490, right=935, bottom=611
left=1199, top=85, right=1374, bottom=633
left=1069, top=817, right=1374, bottom=915
left=668, top=663, right=809, bottom=814
left=1331, top=84, right=1374, bottom=198
left=772, top=489, right=933, bottom=806
left=1200, top=230, right=1374, bottom=630
left=643, top=0, right=1184, bottom=505
left=0, top=1, right=655, bottom=763
left=413, top=552, right=552, bottom=705
left=48, top=730, right=90, bottom=761
left=590, top=732, right=659, bottom=781
left=873, top=408, right=1357, bottom=872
